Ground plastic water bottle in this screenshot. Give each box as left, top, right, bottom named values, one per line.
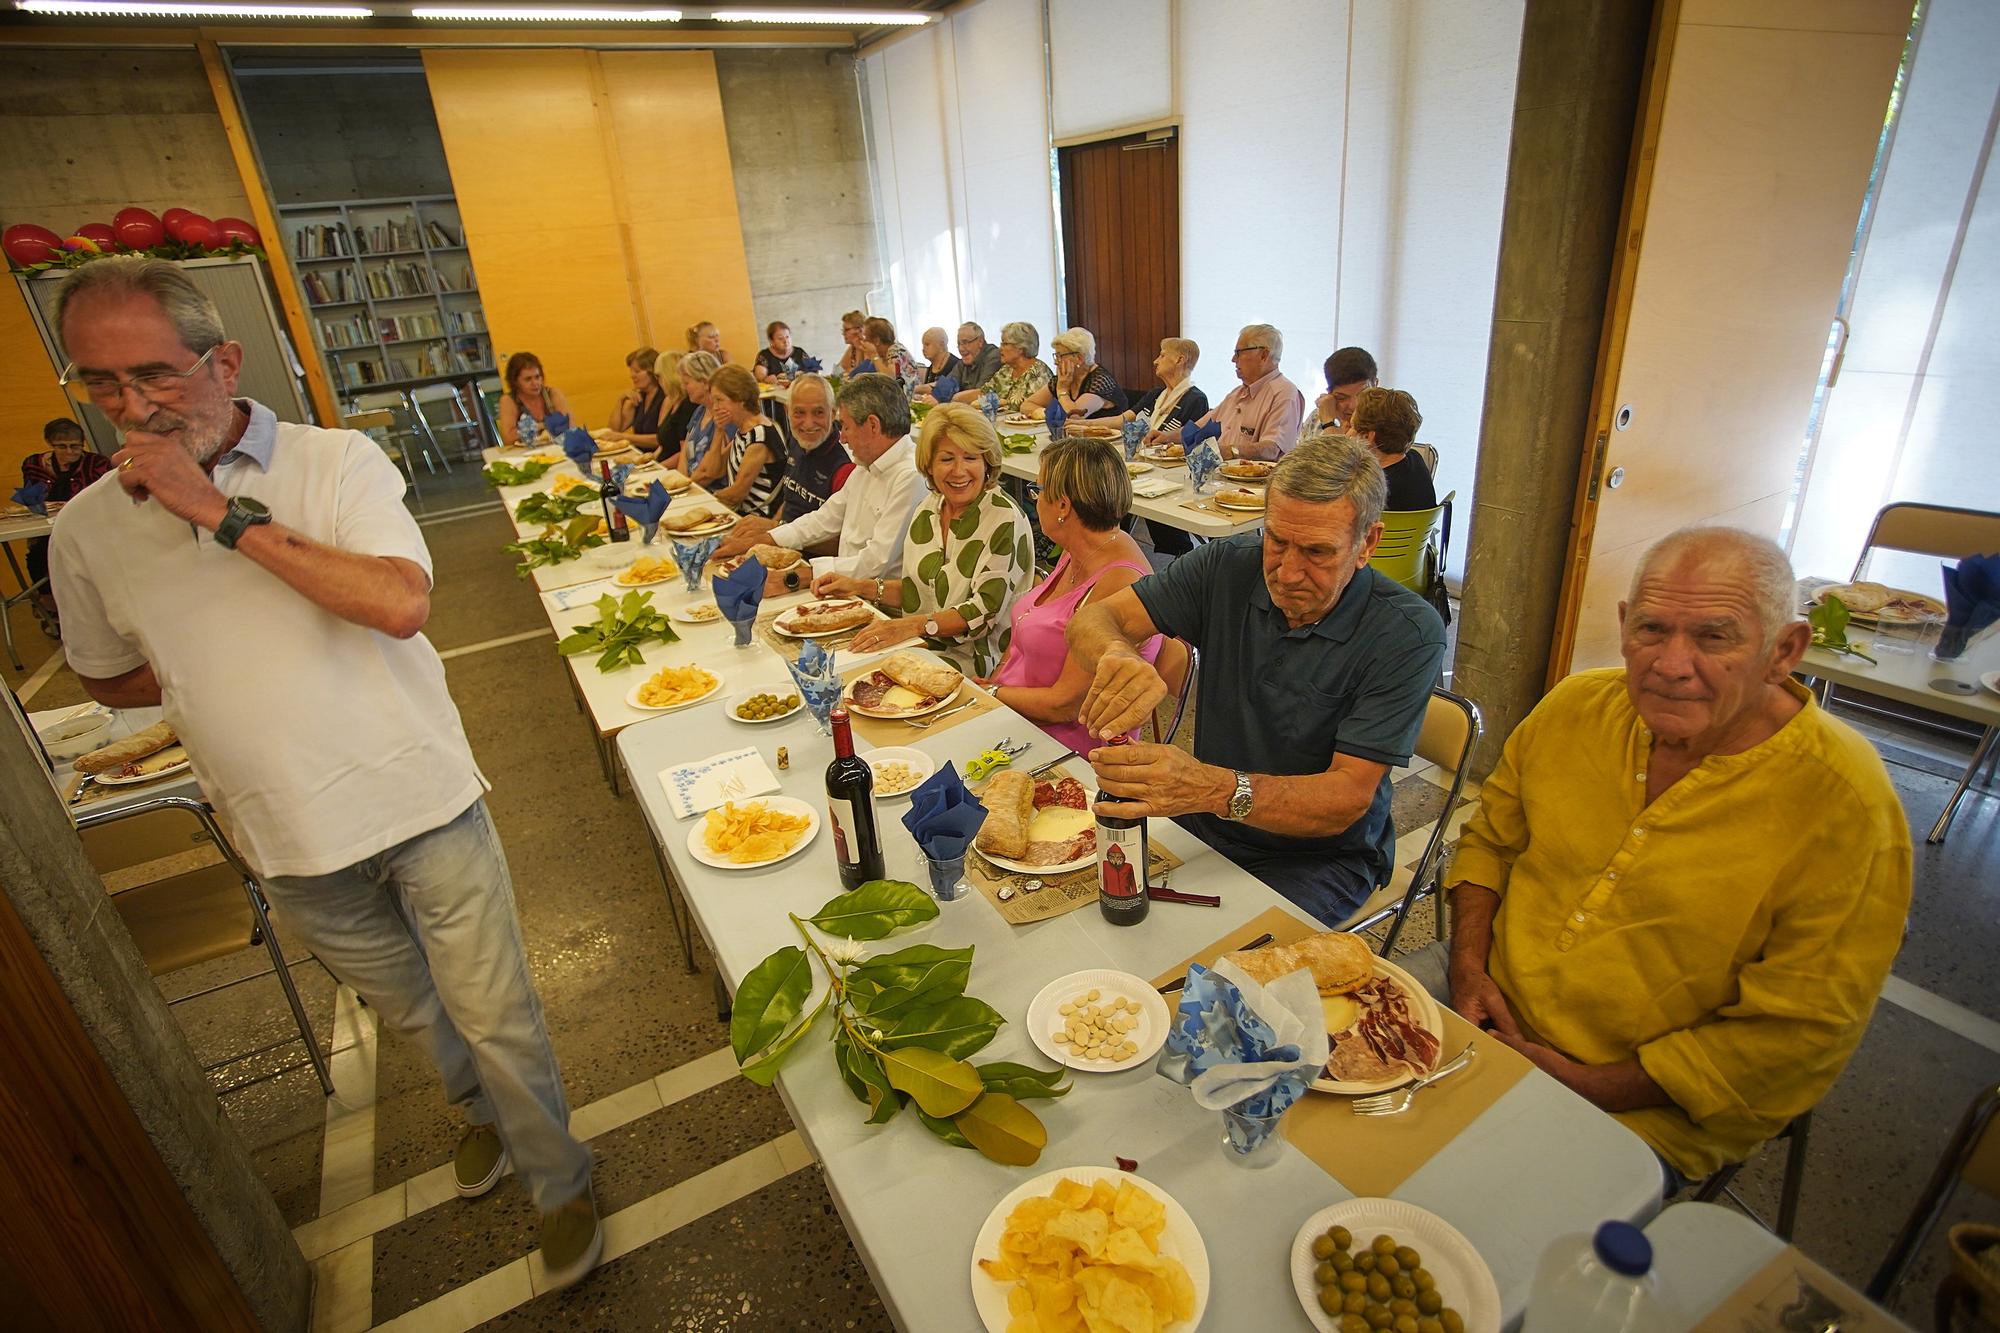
left=1526, top=1222, right=1676, bottom=1332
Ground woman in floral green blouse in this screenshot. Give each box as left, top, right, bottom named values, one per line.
left=835, top=403, right=1037, bottom=676
left=948, top=320, right=1054, bottom=415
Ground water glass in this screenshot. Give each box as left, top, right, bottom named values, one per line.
left=796, top=678, right=842, bottom=734
left=729, top=615, right=756, bottom=648
left=919, top=848, right=968, bottom=902
left=1219, top=1100, right=1287, bottom=1168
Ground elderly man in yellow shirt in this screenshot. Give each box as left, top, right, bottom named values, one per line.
left=1446, top=526, right=1911, bottom=1183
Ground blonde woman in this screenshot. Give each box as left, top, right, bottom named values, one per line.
left=836, top=309, right=867, bottom=375
left=662, top=350, right=722, bottom=477
left=686, top=320, right=729, bottom=365
left=833, top=402, right=1036, bottom=675
left=704, top=363, right=787, bottom=517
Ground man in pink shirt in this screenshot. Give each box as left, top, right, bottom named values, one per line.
left=1194, top=323, right=1305, bottom=461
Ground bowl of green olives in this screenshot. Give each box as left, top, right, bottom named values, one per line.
left=1290, top=1200, right=1500, bottom=1333
left=729, top=689, right=803, bottom=725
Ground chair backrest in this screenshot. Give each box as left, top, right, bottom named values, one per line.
left=1372, top=490, right=1453, bottom=595
left=1853, top=502, right=2000, bottom=580
left=343, top=409, right=396, bottom=433
left=1415, top=687, right=1480, bottom=776
left=1410, top=443, right=1438, bottom=477
left=1147, top=639, right=1197, bottom=746
left=1870, top=1083, right=2000, bottom=1301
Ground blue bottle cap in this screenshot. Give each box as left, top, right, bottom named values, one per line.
left=1592, top=1221, right=1653, bottom=1278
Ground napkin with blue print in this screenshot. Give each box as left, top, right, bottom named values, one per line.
left=784, top=639, right=844, bottom=728
left=11, top=481, right=49, bottom=517
left=1938, top=553, right=2000, bottom=660
left=931, top=375, right=959, bottom=401
left=1157, top=957, right=1329, bottom=1153
left=1186, top=437, right=1223, bottom=493
left=613, top=480, right=673, bottom=544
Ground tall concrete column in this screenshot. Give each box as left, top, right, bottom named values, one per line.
left=1455, top=0, right=1655, bottom=771
left=0, top=707, right=309, bottom=1330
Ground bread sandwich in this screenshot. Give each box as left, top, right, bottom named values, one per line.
left=975, top=770, right=1035, bottom=860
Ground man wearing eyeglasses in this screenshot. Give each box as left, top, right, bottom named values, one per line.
left=1185, top=322, right=1305, bottom=461
left=45, top=257, right=601, bottom=1290
left=914, top=321, right=1001, bottom=403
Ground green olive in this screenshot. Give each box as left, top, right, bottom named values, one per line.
left=1373, top=1234, right=1398, bottom=1255
left=1329, top=1225, right=1353, bottom=1251
left=1417, top=1319, right=1443, bottom=1333
left=1355, top=1251, right=1377, bottom=1273
left=1393, top=1316, right=1420, bottom=1333
left=1378, top=1255, right=1400, bottom=1277
left=1412, top=1268, right=1436, bottom=1293
left=1313, top=1235, right=1337, bottom=1261
left=1391, top=1274, right=1417, bottom=1300
left=1344, top=1291, right=1368, bottom=1315
left=1396, top=1246, right=1422, bottom=1270
left=1365, top=1307, right=1393, bottom=1331
left=1440, top=1311, right=1464, bottom=1333
left=1315, top=1260, right=1339, bottom=1285
left=1318, top=1285, right=1344, bottom=1316
left=1390, top=1298, right=1417, bottom=1316
left=1332, top=1250, right=1356, bottom=1273
left=1340, top=1272, right=1367, bottom=1294
left=1340, top=1316, right=1370, bottom=1333
left=1416, top=1289, right=1443, bottom=1315
left=1367, top=1273, right=1392, bottom=1303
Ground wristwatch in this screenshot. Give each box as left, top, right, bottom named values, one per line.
left=923, top=617, right=942, bottom=638
left=1224, top=770, right=1254, bottom=821
left=213, top=496, right=271, bottom=550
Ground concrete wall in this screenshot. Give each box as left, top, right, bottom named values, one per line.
left=234, top=67, right=454, bottom=205
left=714, top=49, right=879, bottom=372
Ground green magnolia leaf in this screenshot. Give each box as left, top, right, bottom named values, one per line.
left=976, top=1061, right=1072, bottom=1101
left=954, top=1091, right=1048, bottom=1167
left=835, top=1029, right=903, bottom=1123
left=846, top=944, right=972, bottom=1007
left=806, top=880, right=938, bottom=940
left=916, top=1107, right=972, bottom=1149
left=563, top=514, right=600, bottom=546
left=729, top=947, right=812, bottom=1065
left=880, top=1045, right=982, bottom=1117
left=831, top=1028, right=871, bottom=1105
left=740, top=987, right=829, bottom=1087
left=1808, top=594, right=1876, bottom=664
left=877, top=996, right=1005, bottom=1059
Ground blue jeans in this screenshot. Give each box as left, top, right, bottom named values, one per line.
left=261, top=799, right=591, bottom=1211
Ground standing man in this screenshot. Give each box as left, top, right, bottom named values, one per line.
left=1067, top=435, right=1445, bottom=923
left=47, top=258, right=600, bottom=1289
left=1189, top=323, right=1305, bottom=461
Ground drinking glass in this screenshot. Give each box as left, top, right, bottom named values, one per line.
left=1219, top=1099, right=1287, bottom=1168
left=918, top=847, right=969, bottom=902
left=729, top=615, right=756, bottom=648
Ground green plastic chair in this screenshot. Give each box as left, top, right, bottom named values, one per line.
left=1372, top=490, right=1454, bottom=596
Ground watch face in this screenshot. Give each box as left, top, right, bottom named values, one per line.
left=235, top=496, right=271, bottom=518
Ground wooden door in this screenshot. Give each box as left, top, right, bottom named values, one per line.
left=1058, top=128, right=1180, bottom=394
left=1551, top=0, right=1910, bottom=674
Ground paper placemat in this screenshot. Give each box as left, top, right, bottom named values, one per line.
left=968, top=843, right=1183, bottom=924
left=1180, top=495, right=1264, bottom=520
left=658, top=747, right=781, bottom=820
left=1148, top=906, right=1532, bottom=1198
left=1129, top=475, right=1184, bottom=499
left=836, top=662, right=1000, bottom=746
left=1693, top=1246, right=1911, bottom=1331
left=754, top=607, right=885, bottom=660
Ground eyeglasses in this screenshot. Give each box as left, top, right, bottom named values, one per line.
left=1231, top=346, right=1268, bottom=359
left=61, top=346, right=219, bottom=406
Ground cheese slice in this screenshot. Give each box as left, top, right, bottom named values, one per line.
left=881, top=684, right=927, bottom=709
left=1321, top=993, right=1360, bottom=1036
left=1027, top=806, right=1094, bottom=844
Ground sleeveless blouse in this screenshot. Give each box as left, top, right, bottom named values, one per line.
left=992, top=551, right=1163, bottom=754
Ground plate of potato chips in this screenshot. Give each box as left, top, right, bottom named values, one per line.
left=972, top=1168, right=1207, bottom=1333
left=687, top=797, right=819, bottom=870
left=626, top=664, right=723, bottom=713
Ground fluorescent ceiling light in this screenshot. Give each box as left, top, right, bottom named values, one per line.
left=712, top=8, right=933, bottom=24
left=410, top=5, right=682, bottom=17
left=15, top=0, right=371, bottom=13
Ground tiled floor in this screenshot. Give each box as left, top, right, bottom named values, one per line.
left=8, top=504, right=1996, bottom=1330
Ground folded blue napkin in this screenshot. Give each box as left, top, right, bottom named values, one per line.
left=1187, top=438, right=1222, bottom=493
left=11, top=481, right=49, bottom=517
left=544, top=412, right=571, bottom=438
left=670, top=533, right=723, bottom=593
left=613, top=480, right=673, bottom=544
left=979, top=391, right=999, bottom=423
left=1180, top=416, right=1222, bottom=448
left=1045, top=398, right=1067, bottom=440
left=611, top=462, right=633, bottom=493
left=713, top=556, right=766, bottom=627
left=1938, top=553, right=2000, bottom=660
left=1157, top=959, right=1329, bottom=1154
left=785, top=639, right=844, bottom=728
left=901, top=762, right=987, bottom=859
left=562, top=426, right=596, bottom=476
left=516, top=413, right=542, bottom=446
left=798, top=355, right=823, bottom=373
left=932, top=374, right=959, bottom=401
left=1122, top=416, right=1146, bottom=459
left=854, top=358, right=878, bottom=376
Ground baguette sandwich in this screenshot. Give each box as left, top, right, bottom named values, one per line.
left=975, top=770, right=1035, bottom=861
left=782, top=598, right=875, bottom=634
left=75, top=721, right=179, bottom=775
left=1224, top=931, right=1374, bottom=997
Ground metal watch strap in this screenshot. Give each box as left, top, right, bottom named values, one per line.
left=1226, top=770, right=1254, bottom=821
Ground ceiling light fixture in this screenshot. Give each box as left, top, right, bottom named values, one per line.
left=711, top=8, right=934, bottom=24
left=409, top=5, right=682, bottom=18
left=15, top=0, right=371, bottom=14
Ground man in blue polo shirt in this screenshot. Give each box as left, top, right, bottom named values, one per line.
left=1066, top=434, right=1446, bottom=924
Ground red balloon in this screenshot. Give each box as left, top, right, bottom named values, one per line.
left=212, top=216, right=261, bottom=247
left=74, top=222, right=116, bottom=249
left=113, top=207, right=164, bottom=249
left=3, top=223, right=63, bottom=267
left=179, top=218, right=222, bottom=249
left=162, top=207, right=192, bottom=228
left=166, top=212, right=213, bottom=244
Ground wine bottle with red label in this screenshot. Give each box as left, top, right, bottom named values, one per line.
left=826, top=707, right=884, bottom=889
left=1096, top=736, right=1149, bottom=926
left=599, top=459, right=630, bottom=543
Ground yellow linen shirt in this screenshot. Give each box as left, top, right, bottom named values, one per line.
left=1449, top=668, right=1911, bottom=1178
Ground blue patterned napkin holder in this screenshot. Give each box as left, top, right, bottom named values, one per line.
left=1158, top=959, right=1328, bottom=1155
left=785, top=640, right=844, bottom=733
left=1187, top=439, right=1222, bottom=494
left=516, top=412, right=542, bottom=446
left=613, top=480, right=672, bottom=545
left=11, top=481, right=49, bottom=517
left=979, top=391, right=999, bottom=423
left=671, top=534, right=723, bottom=593
left=932, top=374, right=959, bottom=401
left=1122, top=416, right=1147, bottom=459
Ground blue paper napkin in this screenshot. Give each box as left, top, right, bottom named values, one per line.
left=798, top=355, right=823, bottom=373
left=901, top=762, right=987, bottom=860
left=1187, top=438, right=1222, bottom=493
left=670, top=533, right=724, bottom=593
left=1156, top=959, right=1328, bottom=1152
left=1180, top=416, right=1222, bottom=448
left=11, top=481, right=49, bottom=517
left=979, top=391, right=999, bottom=423
left=785, top=639, right=844, bottom=727
left=613, top=480, right=673, bottom=544
left=713, top=556, right=767, bottom=628
left=562, top=426, right=597, bottom=477
left=1938, top=553, right=2000, bottom=660
left=544, top=412, right=571, bottom=438
left=1046, top=398, right=1067, bottom=440
left=932, top=374, right=959, bottom=401
left=854, top=358, right=877, bottom=376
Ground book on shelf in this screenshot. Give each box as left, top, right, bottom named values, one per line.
left=302, top=267, right=357, bottom=305
left=423, top=217, right=461, bottom=248
left=353, top=215, right=421, bottom=255
left=316, top=313, right=370, bottom=349
left=363, top=261, right=436, bottom=300
left=338, top=358, right=387, bottom=389
left=443, top=309, right=485, bottom=334
left=376, top=312, right=445, bottom=342
left=293, top=222, right=353, bottom=259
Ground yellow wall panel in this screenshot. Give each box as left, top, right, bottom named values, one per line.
left=1, top=292, right=83, bottom=592
left=423, top=48, right=756, bottom=424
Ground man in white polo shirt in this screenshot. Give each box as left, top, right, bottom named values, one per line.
left=46, top=257, right=600, bottom=1290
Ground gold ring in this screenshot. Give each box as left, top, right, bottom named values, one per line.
left=119, top=458, right=134, bottom=471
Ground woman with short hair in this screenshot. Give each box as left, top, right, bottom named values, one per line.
left=1130, top=337, right=1208, bottom=439
left=497, top=351, right=574, bottom=447
left=663, top=350, right=723, bottom=478
left=951, top=321, right=1053, bottom=414
left=705, top=364, right=788, bottom=517
left=1048, top=326, right=1128, bottom=419
left=754, top=321, right=809, bottom=383
left=832, top=403, right=1036, bottom=675
left=1348, top=386, right=1435, bottom=511
left=988, top=437, right=1162, bottom=751
left=836, top=309, right=867, bottom=375
left=857, top=316, right=920, bottom=394
left=605, top=346, right=668, bottom=446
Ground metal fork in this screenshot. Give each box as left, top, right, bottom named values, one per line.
left=903, top=698, right=980, bottom=729
left=1350, top=1046, right=1477, bottom=1116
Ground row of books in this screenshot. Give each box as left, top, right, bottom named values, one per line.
left=291, top=215, right=463, bottom=259
left=335, top=342, right=489, bottom=388
left=381, top=312, right=445, bottom=341
left=444, top=308, right=485, bottom=334
left=303, top=268, right=358, bottom=305
left=316, top=313, right=372, bottom=348
left=366, top=262, right=435, bottom=299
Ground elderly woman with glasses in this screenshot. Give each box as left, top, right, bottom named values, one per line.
left=830, top=402, right=1036, bottom=675
left=1048, top=326, right=1128, bottom=419
left=949, top=321, right=1053, bottom=415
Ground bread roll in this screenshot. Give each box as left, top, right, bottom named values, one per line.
left=880, top=651, right=962, bottom=701
left=1225, top=931, right=1375, bottom=996
left=975, top=770, right=1035, bottom=860
left=747, top=544, right=802, bottom=571
left=75, top=721, right=178, bottom=775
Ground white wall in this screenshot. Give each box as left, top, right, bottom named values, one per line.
left=1788, top=0, right=2000, bottom=592
left=862, top=0, right=1525, bottom=577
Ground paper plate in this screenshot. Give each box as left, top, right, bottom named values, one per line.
left=611, top=563, right=680, bottom=588
left=1981, top=671, right=2000, bottom=697
left=1311, top=954, right=1447, bottom=1096
left=859, top=745, right=934, bottom=798
left=774, top=600, right=883, bottom=639
left=972, top=1166, right=1209, bottom=1333
left=1126, top=460, right=1154, bottom=475
left=685, top=795, right=820, bottom=871
left=1290, top=1198, right=1500, bottom=1333
left=726, top=688, right=804, bottom=725
left=1025, top=968, right=1169, bottom=1073
left=1139, top=449, right=1187, bottom=467
left=1219, top=465, right=1273, bottom=485
left=624, top=667, right=724, bottom=713
left=663, top=514, right=738, bottom=539
left=1215, top=492, right=1268, bottom=512
left=843, top=676, right=963, bottom=720
left=668, top=602, right=725, bottom=626
left=91, top=748, right=192, bottom=786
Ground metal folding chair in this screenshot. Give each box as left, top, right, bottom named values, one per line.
left=1692, top=1111, right=1813, bottom=1241
left=1870, top=1084, right=2000, bottom=1304
left=345, top=407, right=421, bottom=501
left=1147, top=640, right=1198, bottom=747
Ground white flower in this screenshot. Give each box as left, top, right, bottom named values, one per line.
left=824, top=937, right=868, bottom=966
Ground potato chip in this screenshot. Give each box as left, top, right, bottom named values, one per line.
left=618, top=555, right=677, bottom=585
left=637, top=664, right=717, bottom=708
left=981, top=1177, right=1195, bottom=1332
left=702, top=800, right=811, bottom=864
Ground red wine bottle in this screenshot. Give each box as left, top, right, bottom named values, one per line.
left=1096, top=737, right=1149, bottom=926
left=826, top=708, right=884, bottom=888
left=599, top=460, right=630, bottom=543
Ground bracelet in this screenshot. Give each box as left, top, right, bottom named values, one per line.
left=875, top=577, right=886, bottom=603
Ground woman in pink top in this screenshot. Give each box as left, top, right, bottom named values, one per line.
left=989, top=437, right=1162, bottom=754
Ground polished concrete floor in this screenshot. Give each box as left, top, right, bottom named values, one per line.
left=5, top=501, right=1996, bottom=1331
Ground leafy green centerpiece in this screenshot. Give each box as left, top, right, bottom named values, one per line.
left=555, top=590, right=679, bottom=671
left=484, top=458, right=554, bottom=487
left=514, top=486, right=599, bottom=527
left=503, top=515, right=605, bottom=577
left=732, top=880, right=1068, bottom=1166
left=1000, top=432, right=1037, bottom=455
left=1808, top=593, right=1876, bottom=664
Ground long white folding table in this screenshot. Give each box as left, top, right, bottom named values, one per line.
left=989, top=418, right=1267, bottom=541
left=614, top=669, right=1665, bottom=1331
left=0, top=507, right=55, bottom=670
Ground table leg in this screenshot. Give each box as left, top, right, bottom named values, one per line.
left=402, top=389, right=448, bottom=474
left=0, top=540, right=37, bottom=671
left=646, top=836, right=699, bottom=973
left=1929, top=724, right=1997, bottom=844
left=713, top=968, right=732, bottom=1023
